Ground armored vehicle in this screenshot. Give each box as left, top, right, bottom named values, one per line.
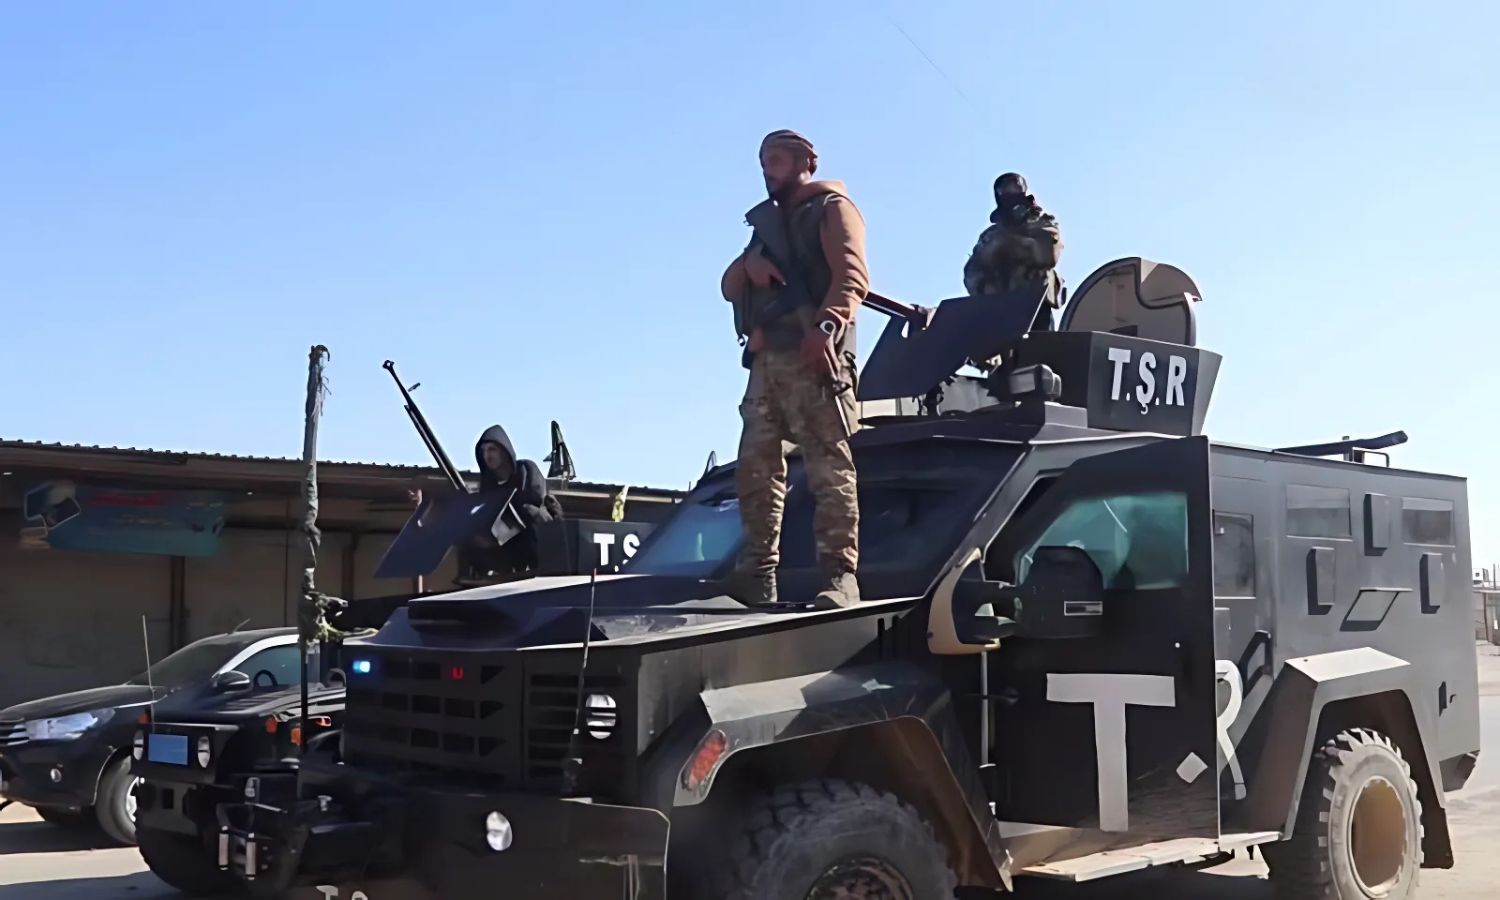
left=181, top=259, right=1476, bottom=900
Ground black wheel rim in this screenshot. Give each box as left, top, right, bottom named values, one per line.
left=806, top=856, right=914, bottom=900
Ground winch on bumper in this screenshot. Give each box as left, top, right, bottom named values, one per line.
left=217, top=786, right=670, bottom=900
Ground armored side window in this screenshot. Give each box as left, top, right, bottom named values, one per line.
left=1402, top=497, right=1455, bottom=547
left=1015, top=491, right=1188, bottom=590
left=1212, top=512, right=1256, bottom=597
left=1286, top=484, right=1351, bottom=539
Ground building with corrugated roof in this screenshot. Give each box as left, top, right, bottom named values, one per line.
left=0, top=438, right=684, bottom=705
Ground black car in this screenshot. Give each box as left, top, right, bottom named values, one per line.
left=134, top=679, right=346, bottom=896
left=0, top=626, right=302, bottom=844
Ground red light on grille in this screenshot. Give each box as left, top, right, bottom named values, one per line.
left=448, top=666, right=465, bottom=681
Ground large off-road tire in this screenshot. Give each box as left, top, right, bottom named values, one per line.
left=138, top=825, right=241, bottom=896
left=1263, top=727, right=1423, bottom=900
left=94, top=755, right=141, bottom=845
left=722, top=779, right=958, bottom=900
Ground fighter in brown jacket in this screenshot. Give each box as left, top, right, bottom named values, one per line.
left=719, top=129, right=867, bottom=609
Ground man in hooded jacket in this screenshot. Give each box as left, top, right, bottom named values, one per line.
left=460, top=425, right=564, bottom=577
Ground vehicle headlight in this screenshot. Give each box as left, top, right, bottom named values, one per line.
left=132, top=730, right=145, bottom=760
left=24, top=708, right=115, bottom=742
left=484, top=811, right=513, bottom=852
left=196, top=735, right=213, bottom=768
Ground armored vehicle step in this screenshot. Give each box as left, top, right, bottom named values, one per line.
left=1016, top=830, right=1279, bottom=882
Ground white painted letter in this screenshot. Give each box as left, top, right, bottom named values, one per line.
left=623, top=533, right=640, bottom=559
left=1107, top=348, right=1132, bottom=400
left=1047, top=673, right=1176, bottom=832
left=314, top=888, right=338, bottom=900
left=1166, top=356, right=1188, bottom=407
left=592, top=532, right=617, bottom=567
left=1215, top=661, right=1247, bottom=800
left=1135, top=353, right=1157, bottom=414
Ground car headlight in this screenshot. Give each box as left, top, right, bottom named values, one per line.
left=196, top=735, right=213, bottom=768
left=24, top=708, right=115, bottom=742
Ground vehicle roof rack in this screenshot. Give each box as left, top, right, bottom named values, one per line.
left=1276, top=430, right=1407, bottom=465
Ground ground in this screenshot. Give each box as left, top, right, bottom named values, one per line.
left=4, top=644, right=1499, bottom=899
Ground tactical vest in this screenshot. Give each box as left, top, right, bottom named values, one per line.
left=742, top=192, right=855, bottom=358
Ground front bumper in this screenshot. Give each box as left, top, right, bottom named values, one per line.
left=0, top=740, right=114, bottom=811
left=224, top=787, right=670, bottom=900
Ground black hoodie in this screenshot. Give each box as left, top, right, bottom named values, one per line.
left=474, top=424, right=560, bottom=516
left=466, top=426, right=565, bottom=583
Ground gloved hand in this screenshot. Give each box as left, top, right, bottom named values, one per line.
left=800, top=326, right=839, bottom=380
left=744, top=247, right=784, bottom=288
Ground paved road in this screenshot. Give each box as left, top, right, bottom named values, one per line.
left=6, top=643, right=1500, bottom=899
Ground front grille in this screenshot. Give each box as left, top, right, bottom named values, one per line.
left=342, top=652, right=524, bottom=786
left=0, top=718, right=26, bottom=748
left=340, top=650, right=633, bottom=794
left=523, top=673, right=626, bottom=789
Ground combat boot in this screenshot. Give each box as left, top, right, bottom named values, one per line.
left=720, top=569, right=779, bottom=607
left=813, top=571, right=860, bottom=609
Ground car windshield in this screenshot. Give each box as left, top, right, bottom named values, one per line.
left=626, top=443, right=1012, bottom=590
left=124, top=635, right=263, bottom=687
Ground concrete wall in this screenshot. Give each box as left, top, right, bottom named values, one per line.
left=0, top=536, right=172, bottom=707
left=0, top=521, right=474, bottom=709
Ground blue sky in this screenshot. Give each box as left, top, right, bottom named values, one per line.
left=3, top=2, right=1497, bottom=566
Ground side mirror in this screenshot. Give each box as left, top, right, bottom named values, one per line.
left=952, top=577, right=1019, bottom=646
left=1015, top=546, right=1105, bottom=639
left=212, top=670, right=252, bottom=693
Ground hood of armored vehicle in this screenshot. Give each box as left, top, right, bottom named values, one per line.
left=375, top=573, right=889, bottom=650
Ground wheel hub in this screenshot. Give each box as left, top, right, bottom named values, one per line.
left=1348, top=775, right=1407, bottom=895
left=806, top=856, right=914, bottom=900
left=126, top=777, right=142, bottom=823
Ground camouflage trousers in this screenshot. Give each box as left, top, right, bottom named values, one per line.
left=734, top=348, right=859, bottom=577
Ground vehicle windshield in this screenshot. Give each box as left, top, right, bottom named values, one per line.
left=125, top=635, right=263, bottom=687
left=626, top=443, right=1013, bottom=591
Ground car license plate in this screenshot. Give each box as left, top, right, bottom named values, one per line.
left=147, top=734, right=189, bottom=765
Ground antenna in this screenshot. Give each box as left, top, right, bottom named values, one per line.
left=140, top=616, right=157, bottom=732
left=230, top=617, right=251, bottom=634
left=561, top=567, right=600, bottom=795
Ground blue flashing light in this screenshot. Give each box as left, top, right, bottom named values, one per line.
left=352, top=659, right=373, bottom=675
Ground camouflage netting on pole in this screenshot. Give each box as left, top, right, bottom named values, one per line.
left=296, top=345, right=352, bottom=647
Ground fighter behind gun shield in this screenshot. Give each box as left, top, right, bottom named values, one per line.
left=460, top=424, right=565, bottom=578
left=719, top=129, right=865, bottom=610
left=963, top=172, right=1063, bottom=336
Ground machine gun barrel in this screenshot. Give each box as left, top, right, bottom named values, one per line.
left=865, top=291, right=934, bottom=329
left=382, top=360, right=468, bottom=493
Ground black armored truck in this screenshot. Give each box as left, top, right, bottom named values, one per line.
left=188, top=259, right=1476, bottom=900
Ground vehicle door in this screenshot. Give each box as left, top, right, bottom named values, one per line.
left=984, top=436, right=1219, bottom=837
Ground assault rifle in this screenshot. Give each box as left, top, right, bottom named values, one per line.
left=731, top=243, right=934, bottom=364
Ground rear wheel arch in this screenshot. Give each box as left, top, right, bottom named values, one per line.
left=1304, top=691, right=1451, bottom=868
left=693, top=718, right=1005, bottom=891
